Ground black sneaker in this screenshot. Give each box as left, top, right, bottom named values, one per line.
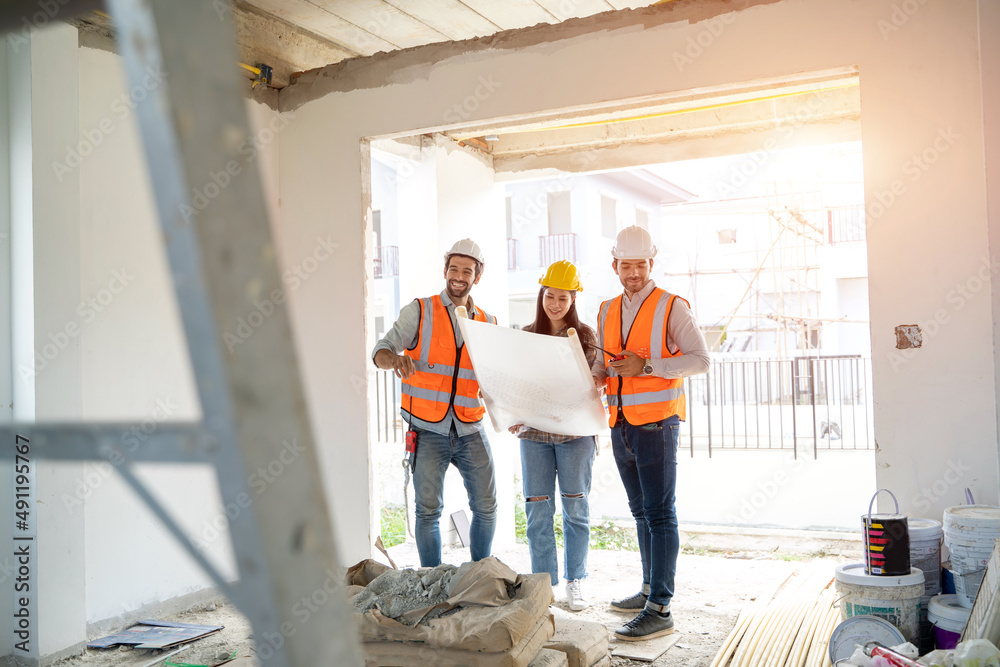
left=610, top=591, right=648, bottom=611
left=614, top=608, right=674, bottom=641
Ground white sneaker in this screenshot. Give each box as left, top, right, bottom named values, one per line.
left=566, top=579, right=589, bottom=611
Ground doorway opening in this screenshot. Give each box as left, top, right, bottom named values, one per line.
left=366, top=66, right=874, bottom=537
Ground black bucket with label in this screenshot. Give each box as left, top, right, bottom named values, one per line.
left=863, top=488, right=911, bottom=576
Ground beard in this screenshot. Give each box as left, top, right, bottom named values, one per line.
left=446, top=279, right=473, bottom=299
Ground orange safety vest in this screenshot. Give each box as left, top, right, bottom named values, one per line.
left=598, top=288, right=688, bottom=427
left=401, top=295, right=496, bottom=424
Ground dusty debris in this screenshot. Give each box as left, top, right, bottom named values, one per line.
left=353, top=562, right=473, bottom=625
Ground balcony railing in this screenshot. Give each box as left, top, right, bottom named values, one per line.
left=827, top=206, right=866, bottom=245
left=507, top=238, right=517, bottom=271
left=374, top=245, right=399, bottom=278
left=539, top=233, right=576, bottom=266
left=682, top=355, right=874, bottom=457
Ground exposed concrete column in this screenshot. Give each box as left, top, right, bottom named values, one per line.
left=981, top=0, right=1000, bottom=500
left=278, top=107, right=374, bottom=563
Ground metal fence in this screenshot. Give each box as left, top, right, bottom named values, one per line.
left=374, top=369, right=405, bottom=444
left=683, top=355, right=875, bottom=457
left=372, top=354, right=875, bottom=456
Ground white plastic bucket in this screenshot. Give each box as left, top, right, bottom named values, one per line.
left=835, top=563, right=926, bottom=642
left=910, top=518, right=943, bottom=598
left=928, top=594, right=972, bottom=650
left=943, top=506, right=1000, bottom=608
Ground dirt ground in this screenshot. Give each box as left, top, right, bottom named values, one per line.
left=55, top=533, right=860, bottom=667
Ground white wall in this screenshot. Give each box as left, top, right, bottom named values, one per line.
left=278, top=0, right=1000, bottom=546
left=1, top=31, right=288, bottom=660
left=76, top=45, right=239, bottom=626
left=434, top=137, right=508, bottom=323
left=982, top=0, right=1000, bottom=500
left=22, top=24, right=88, bottom=661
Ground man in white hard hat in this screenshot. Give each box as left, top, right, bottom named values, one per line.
left=593, top=225, right=710, bottom=640
left=372, top=239, right=498, bottom=567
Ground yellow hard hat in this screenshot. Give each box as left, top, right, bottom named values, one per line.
left=539, top=260, right=583, bottom=292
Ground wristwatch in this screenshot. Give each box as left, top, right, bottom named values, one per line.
left=642, top=360, right=653, bottom=376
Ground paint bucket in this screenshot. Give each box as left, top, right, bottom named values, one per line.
left=942, top=563, right=955, bottom=594
left=909, top=518, right=944, bottom=652
left=927, top=594, right=971, bottom=650
left=943, top=505, right=1000, bottom=608
left=863, top=489, right=910, bottom=576
left=835, top=563, right=926, bottom=643
left=910, top=518, right=943, bottom=596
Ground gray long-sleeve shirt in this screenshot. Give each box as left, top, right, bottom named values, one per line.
left=372, top=290, right=485, bottom=437
left=592, top=280, right=711, bottom=381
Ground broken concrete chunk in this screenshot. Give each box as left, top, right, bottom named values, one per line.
left=544, top=617, right=610, bottom=667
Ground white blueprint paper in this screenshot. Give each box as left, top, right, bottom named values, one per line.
left=456, top=309, right=608, bottom=436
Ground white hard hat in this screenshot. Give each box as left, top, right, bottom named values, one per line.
left=444, top=238, right=485, bottom=264
left=611, top=225, right=657, bottom=259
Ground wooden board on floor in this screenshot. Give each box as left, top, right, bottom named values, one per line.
left=611, top=632, right=680, bottom=662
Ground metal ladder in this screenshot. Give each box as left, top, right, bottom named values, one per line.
left=2, top=1, right=362, bottom=665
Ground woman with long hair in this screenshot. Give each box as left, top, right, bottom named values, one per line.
left=510, top=260, right=599, bottom=611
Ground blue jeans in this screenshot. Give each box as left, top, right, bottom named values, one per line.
left=520, top=437, right=596, bottom=585
left=611, top=414, right=680, bottom=609
left=411, top=425, right=497, bottom=567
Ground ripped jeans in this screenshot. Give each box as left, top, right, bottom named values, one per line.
left=520, top=436, right=596, bottom=585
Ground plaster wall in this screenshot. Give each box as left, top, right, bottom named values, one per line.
left=279, top=0, right=1000, bottom=544
left=76, top=45, right=237, bottom=626
left=981, top=0, right=1000, bottom=498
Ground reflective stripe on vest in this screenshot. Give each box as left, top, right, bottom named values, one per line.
left=599, top=288, right=689, bottom=427
left=401, top=296, right=495, bottom=423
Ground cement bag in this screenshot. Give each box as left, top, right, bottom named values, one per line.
left=354, top=558, right=553, bottom=652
